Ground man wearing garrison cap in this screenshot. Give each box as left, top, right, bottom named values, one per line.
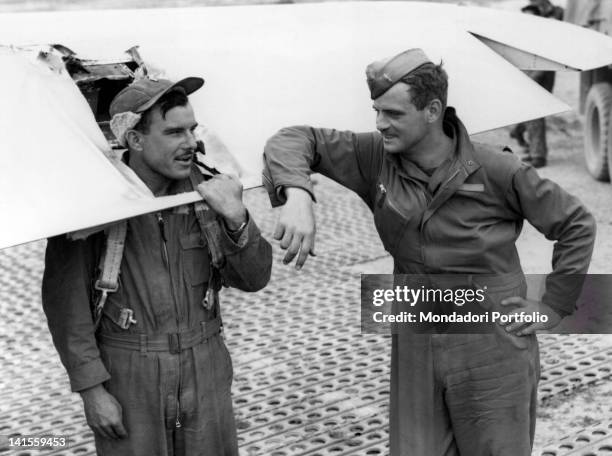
left=262, top=49, right=594, bottom=454
left=42, top=76, right=272, bottom=455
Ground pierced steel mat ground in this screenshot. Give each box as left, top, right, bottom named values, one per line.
left=540, top=423, right=612, bottom=456
left=1, top=177, right=611, bottom=456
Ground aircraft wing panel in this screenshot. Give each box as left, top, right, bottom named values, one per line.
left=0, top=51, right=208, bottom=249
left=458, top=4, right=612, bottom=71
left=1, top=2, right=611, bottom=249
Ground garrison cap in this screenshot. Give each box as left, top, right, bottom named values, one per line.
left=109, top=76, right=204, bottom=117
left=366, top=48, right=432, bottom=100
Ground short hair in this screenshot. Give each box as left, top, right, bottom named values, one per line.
left=399, top=62, right=448, bottom=110
left=134, top=88, right=189, bottom=134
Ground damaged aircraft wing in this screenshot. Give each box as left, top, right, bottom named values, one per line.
left=1, top=1, right=612, bottom=250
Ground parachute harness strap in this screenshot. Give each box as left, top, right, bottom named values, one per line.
left=93, top=220, right=129, bottom=329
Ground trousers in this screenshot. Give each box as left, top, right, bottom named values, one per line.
left=95, top=333, right=238, bottom=456
left=390, top=332, right=539, bottom=455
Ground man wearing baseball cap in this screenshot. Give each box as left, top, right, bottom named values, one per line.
left=42, top=76, right=272, bottom=455
left=262, top=49, right=594, bottom=454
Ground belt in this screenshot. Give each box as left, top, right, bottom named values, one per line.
left=98, top=319, right=222, bottom=355
left=414, top=270, right=526, bottom=291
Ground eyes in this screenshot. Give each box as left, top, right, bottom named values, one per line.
left=165, top=125, right=198, bottom=137
left=372, top=107, right=403, bottom=119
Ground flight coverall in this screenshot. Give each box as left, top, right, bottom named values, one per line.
left=42, top=168, right=272, bottom=456
left=262, top=107, right=595, bottom=455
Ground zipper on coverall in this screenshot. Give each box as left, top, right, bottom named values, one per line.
left=157, top=211, right=183, bottom=429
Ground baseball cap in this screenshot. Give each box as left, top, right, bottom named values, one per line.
left=109, top=76, right=204, bottom=117
left=366, top=49, right=432, bottom=100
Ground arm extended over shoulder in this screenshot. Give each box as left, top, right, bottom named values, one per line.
left=508, top=166, right=596, bottom=316
left=42, top=234, right=111, bottom=392
left=262, top=126, right=384, bottom=206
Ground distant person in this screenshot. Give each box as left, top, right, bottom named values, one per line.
left=529, top=0, right=564, bottom=20
left=509, top=0, right=564, bottom=168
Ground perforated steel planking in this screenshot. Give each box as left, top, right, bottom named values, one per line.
left=540, top=421, right=612, bottom=456
left=538, top=335, right=612, bottom=401
left=1, top=178, right=612, bottom=456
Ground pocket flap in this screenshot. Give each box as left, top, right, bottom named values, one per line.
left=180, top=233, right=207, bottom=250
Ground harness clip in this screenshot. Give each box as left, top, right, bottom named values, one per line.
left=117, top=308, right=137, bottom=330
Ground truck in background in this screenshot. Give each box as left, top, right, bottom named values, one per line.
left=566, top=0, right=612, bottom=181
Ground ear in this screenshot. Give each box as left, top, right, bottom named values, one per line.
left=125, top=130, right=144, bottom=151
left=426, top=99, right=444, bottom=124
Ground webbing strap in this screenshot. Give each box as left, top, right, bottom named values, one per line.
left=189, top=170, right=225, bottom=314
left=189, top=171, right=225, bottom=269
left=93, top=221, right=128, bottom=329
left=93, top=167, right=225, bottom=327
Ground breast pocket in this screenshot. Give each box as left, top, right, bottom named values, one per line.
left=372, top=182, right=417, bottom=258
left=180, top=233, right=210, bottom=287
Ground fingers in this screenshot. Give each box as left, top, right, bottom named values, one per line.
left=276, top=225, right=314, bottom=269
left=274, top=195, right=316, bottom=268
left=500, top=296, right=527, bottom=307
left=500, top=297, right=545, bottom=335
left=84, top=392, right=127, bottom=441
left=283, top=234, right=302, bottom=265
left=196, top=174, right=241, bottom=195
left=92, top=423, right=114, bottom=441
left=295, top=233, right=314, bottom=270
left=279, top=227, right=293, bottom=250
left=102, top=423, right=121, bottom=440
left=309, top=235, right=316, bottom=257
left=273, top=222, right=285, bottom=241
left=92, top=419, right=124, bottom=440
left=112, top=421, right=128, bottom=439
left=516, top=323, right=542, bottom=336
left=504, top=319, right=528, bottom=335
left=499, top=296, right=529, bottom=335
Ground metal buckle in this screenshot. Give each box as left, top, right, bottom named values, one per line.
left=117, top=308, right=137, bottom=330
left=94, top=279, right=119, bottom=293
left=168, top=333, right=181, bottom=354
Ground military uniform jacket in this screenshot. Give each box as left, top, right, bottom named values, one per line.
left=42, top=168, right=273, bottom=392
left=263, top=108, right=595, bottom=317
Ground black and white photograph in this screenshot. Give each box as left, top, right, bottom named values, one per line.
left=1, top=0, right=612, bottom=455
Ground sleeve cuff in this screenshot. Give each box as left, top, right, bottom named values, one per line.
left=542, top=295, right=574, bottom=319
left=541, top=274, right=589, bottom=319
left=218, top=210, right=260, bottom=255
left=268, top=183, right=316, bottom=208
left=67, top=357, right=111, bottom=392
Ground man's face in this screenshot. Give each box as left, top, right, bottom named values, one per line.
left=134, top=102, right=198, bottom=183
left=373, top=82, right=430, bottom=154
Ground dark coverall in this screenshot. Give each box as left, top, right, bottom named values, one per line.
left=262, top=108, right=595, bottom=455
left=42, top=168, right=272, bottom=456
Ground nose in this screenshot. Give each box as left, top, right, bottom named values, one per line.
left=185, top=130, right=198, bottom=150
left=376, top=112, right=389, bottom=132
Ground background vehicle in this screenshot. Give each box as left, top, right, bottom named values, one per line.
left=566, top=0, right=612, bottom=181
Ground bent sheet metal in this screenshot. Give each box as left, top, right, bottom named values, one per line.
left=1, top=1, right=612, bottom=249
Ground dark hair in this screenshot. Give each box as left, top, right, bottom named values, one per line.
left=399, top=62, right=448, bottom=110
left=134, top=87, right=189, bottom=134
